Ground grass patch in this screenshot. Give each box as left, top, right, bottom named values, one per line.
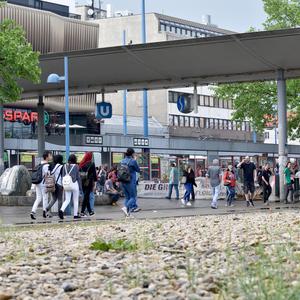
left=219, top=241, right=300, bottom=300
left=90, top=239, right=138, bottom=252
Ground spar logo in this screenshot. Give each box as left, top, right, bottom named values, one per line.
left=3, top=110, right=49, bottom=125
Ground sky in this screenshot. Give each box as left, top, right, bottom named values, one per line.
left=88, top=0, right=267, bottom=33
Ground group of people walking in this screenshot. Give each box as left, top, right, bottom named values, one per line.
left=30, top=147, right=141, bottom=220
left=166, top=156, right=288, bottom=209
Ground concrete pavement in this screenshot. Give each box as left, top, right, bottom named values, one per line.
left=1, top=197, right=300, bottom=226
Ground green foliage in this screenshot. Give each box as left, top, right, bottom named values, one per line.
left=90, top=239, right=138, bottom=252
left=213, top=0, right=300, bottom=138
left=0, top=18, right=41, bottom=104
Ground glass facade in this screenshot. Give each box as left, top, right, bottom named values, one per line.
left=169, top=91, right=233, bottom=109
left=4, top=109, right=100, bottom=139
left=8, top=0, right=70, bottom=17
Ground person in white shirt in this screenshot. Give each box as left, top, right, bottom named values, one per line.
left=45, top=154, right=64, bottom=216
left=30, top=151, right=53, bottom=220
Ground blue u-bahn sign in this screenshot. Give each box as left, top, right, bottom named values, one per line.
left=95, top=102, right=112, bottom=119
left=177, top=94, right=193, bottom=114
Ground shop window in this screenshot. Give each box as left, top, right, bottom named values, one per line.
left=151, top=156, right=160, bottom=180
left=264, top=132, right=270, bottom=139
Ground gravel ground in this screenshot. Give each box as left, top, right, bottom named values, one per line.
left=1, top=211, right=300, bottom=300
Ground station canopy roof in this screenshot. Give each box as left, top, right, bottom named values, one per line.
left=19, top=27, right=300, bottom=99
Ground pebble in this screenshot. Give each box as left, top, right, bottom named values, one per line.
left=62, top=282, right=77, bottom=292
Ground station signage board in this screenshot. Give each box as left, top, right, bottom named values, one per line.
left=85, top=135, right=103, bottom=145
left=133, top=138, right=149, bottom=147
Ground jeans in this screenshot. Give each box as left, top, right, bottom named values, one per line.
left=81, top=187, right=92, bottom=214
left=89, top=191, right=95, bottom=211
left=262, top=183, right=272, bottom=202
left=184, top=183, right=193, bottom=203
left=226, top=186, right=235, bottom=205
left=32, top=184, right=48, bottom=213
left=285, top=183, right=294, bottom=202
left=168, top=184, right=179, bottom=199
left=61, top=181, right=79, bottom=217
left=47, top=184, right=63, bottom=212
left=121, top=181, right=137, bottom=212
left=211, top=185, right=220, bottom=207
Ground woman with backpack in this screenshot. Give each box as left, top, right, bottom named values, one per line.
left=30, top=150, right=52, bottom=220
left=59, top=154, right=82, bottom=219
left=79, top=152, right=97, bottom=217
left=45, top=154, right=64, bottom=215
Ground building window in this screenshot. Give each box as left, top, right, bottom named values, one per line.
left=214, top=119, right=219, bottom=129
left=209, top=97, right=214, bottom=107
left=169, top=115, right=174, bottom=126
left=184, top=116, right=190, bottom=127
left=174, top=115, right=179, bottom=126
left=204, top=96, right=210, bottom=106
left=228, top=121, right=232, bottom=130
left=218, top=98, right=223, bottom=108
left=195, top=117, right=199, bottom=128
left=210, top=119, right=214, bottom=128
left=219, top=119, right=224, bottom=130
left=190, top=117, right=194, bottom=127
left=264, top=132, right=270, bottom=139
left=179, top=116, right=184, bottom=127
left=200, top=118, right=205, bottom=128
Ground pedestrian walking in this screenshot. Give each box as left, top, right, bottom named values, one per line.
left=238, top=156, right=256, bottom=207
left=165, top=162, right=179, bottom=200
left=223, top=165, right=236, bottom=207
left=97, top=165, right=107, bottom=195
left=118, top=148, right=140, bottom=217
left=30, top=150, right=52, bottom=220
left=181, top=165, right=196, bottom=206
left=262, top=163, right=272, bottom=205
left=284, top=162, right=294, bottom=204
left=207, top=159, right=222, bottom=209
left=45, top=154, right=64, bottom=215
left=59, top=154, right=82, bottom=219
left=79, top=152, right=97, bottom=216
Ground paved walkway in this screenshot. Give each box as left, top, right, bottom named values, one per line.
left=1, top=198, right=300, bottom=226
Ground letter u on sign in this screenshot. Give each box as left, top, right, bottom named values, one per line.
left=96, top=102, right=112, bottom=119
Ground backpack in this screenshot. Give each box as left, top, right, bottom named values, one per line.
left=80, top=163, right=92, bottom=188
left=117, top=160, right=131, bottom=183
left=62, top=164, right=75, bottom=191
left=31, top=163, right=47, bottom=184
left=44, top=165, right=61, bottom=193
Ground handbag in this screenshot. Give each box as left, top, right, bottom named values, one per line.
left=181, top=176, right=187, bottom=184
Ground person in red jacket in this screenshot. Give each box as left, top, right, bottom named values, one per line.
left=223, top=165, right=236, bottom=207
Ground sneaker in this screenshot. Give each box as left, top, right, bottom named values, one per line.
left=89, top=211, right=95, bottom=216
left=165, top=197, right=171, bottom=199
left=132, top=208, right=141, bottom=213
left=186, top=202, right=192, bottom=206
left=246, top=201, right=250, bottom=207
left=74, top=215, right=81, bottom=220
left=80, top=213, right=88, bottom=217
left=30, top=212, right=36, bottom=220
left=176, top=198, right=179, bottom=200
left=181, top=199, right=186, bottom=206
left=43, top=210, right=47, bottom=219
left=249, top=199, right=254, bottom=207
left=225, top=203, right=228, bottom=207
left=211, top=205, right=217, bottom=209
left=230, top=204, right=234, bottom=207
left=121, top=207, right=129, bottom=217
left=264, top=201, right=269, bottom=206
left=58, top=210, right=64, bottom=220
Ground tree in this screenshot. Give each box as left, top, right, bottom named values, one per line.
left=0, top=8, right=41, bottom=172
left=214, top=0, right=300, bottom=138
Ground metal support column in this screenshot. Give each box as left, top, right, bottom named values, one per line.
left=277, top=69, right=288, bottom=201
left=64, top=56, right=70, bottom=160
left=37, top=96, right=45, bottom=162
left=141, top=0, right=149, bottom=137
left=193, top=84, right=198, bottom=114
left=0, top=102, right=4, bottom=174
left=123, top=30, right=128, bottom=136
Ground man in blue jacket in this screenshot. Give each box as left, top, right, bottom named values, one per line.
left=120, top=148, right=140, bottom=217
